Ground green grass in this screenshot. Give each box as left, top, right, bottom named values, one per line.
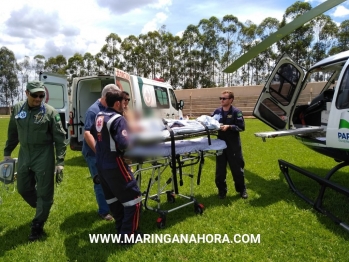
left=0, top=118, right=349, bottom=261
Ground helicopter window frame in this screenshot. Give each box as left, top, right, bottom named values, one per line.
left=268, top=63, right=301, bottom=106
left=336, top=65, right=349, bottom=109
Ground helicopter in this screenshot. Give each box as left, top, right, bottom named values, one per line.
left=224, top=0, right=349, bottom=231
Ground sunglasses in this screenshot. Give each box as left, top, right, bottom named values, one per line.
left=219, top=97, right=230, bottom=100
left=30, top=93, right=45, bottom=99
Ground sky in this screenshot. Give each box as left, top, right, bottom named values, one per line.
left=1, top=0, right=348, bottom=61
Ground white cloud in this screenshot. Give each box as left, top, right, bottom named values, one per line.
left=141, top=12, right=168, bottom=34
left=0, top=0, right=112, bottom=59
left=149, top=0, right=172, bottom=9
left=0, top=0, right=346, bottom=62
left=176, top=30, right=184, bottom=38
left=304, top=0, right=328, bottom=4
left=96, top=0, right=156, bottom=14
left=236, top=7, right=284, bottom=25
left=333, top=5, right=349, bottom=17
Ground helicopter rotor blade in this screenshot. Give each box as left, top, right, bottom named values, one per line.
left=223, top=0, right=346, bottom=73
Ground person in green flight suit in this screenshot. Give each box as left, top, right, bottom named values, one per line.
left=3, top=81, right=68, bottom=241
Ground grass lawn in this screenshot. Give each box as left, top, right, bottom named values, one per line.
left=0, top=118, right=348, bottom=261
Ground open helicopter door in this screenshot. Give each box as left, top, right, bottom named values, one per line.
left=253, top=54, right=304, bottom=130
left=253, top=54, right=323, bottom=139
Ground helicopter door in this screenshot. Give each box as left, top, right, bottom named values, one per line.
left=253, top=54, right=304, bottom=130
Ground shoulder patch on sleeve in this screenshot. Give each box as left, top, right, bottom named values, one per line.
left=55, top=114, right=61, bottom=122
left=237, top=112, right=243, bottom=117
left=96, top=115, right=104, bottom=132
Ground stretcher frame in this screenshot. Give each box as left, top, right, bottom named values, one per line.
left=130, top=147, right=222, bottom=228
left=127, top=120, right=224, bottom=228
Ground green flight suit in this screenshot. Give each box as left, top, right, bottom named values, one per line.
left=4, top=101, right=67, bottom=224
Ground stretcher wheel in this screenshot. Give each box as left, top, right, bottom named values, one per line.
left=93, top=174, right=100, bottom=184
left=156, top=217, right=166, bottom=229
left=194, top=203, right=204, bottom=215
left=167, top=193, right=175, bottom=203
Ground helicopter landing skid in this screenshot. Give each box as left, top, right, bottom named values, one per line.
left=278, top=159, right=349, bottom=232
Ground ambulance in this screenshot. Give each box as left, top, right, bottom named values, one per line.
left=39, top=69, right=184, bottom=151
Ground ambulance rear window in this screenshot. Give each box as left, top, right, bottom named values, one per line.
left=44, top=83, right=65, bottom=109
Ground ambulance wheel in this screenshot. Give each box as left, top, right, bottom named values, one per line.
left=156, top=217, right=166, bottom=229
left=167, top=193, right=175, bottom=203
left=194, top=203, right=204, bottom=215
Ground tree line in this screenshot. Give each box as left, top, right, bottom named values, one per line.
left=1, top=1, right=348, bottom=106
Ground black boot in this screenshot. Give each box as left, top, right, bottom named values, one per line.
left=29, top=222, right=44, bottom=241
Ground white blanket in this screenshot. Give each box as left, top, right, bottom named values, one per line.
left=130, top=115, right=220, bottom=142
left=126, top=137, right=227, bottom=157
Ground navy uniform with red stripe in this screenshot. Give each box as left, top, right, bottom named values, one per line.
left=91, top=107, right=141, bottom=235
left=212, top=105, right=246, bottom=197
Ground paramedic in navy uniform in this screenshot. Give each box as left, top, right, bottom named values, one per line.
left=91, top=89, right=142, bottom=239
left=211, top=90, right=248, bottom=199
left=82, top=84, right=120, bottom=221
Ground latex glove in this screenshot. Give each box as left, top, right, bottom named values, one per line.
left=55, top=166, right=64, bottom=185
left=4, top=156, right=13, bottom=161
left=55, top=166, right=64, bottom=173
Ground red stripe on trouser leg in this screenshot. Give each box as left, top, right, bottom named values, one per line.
left=116, top=157, right=132, bottom=182
left=132, top=201, right=141, bottom=232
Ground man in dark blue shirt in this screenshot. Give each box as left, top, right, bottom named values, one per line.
left=82, top=84, right=120, bottom=221
left=91, top=89, right=141, bottom=238
left=211, top=90, right=248, bottom=199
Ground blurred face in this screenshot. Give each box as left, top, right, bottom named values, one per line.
left=124, top=95, right=130, bottom=109
left=121, top=99, right=127, bottom=111
left=114, top=99, right=125, bottom=113
left=219, top=93, right=233, bottom=106
left=26, top=90, right=45, bottom=107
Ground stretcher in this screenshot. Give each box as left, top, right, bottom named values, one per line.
left=125, top=116, right=226, bottom=228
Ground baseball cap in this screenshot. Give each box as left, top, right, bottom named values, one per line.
left=27, top=81, right=45, bottom=93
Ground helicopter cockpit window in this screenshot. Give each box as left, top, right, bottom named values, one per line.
left=269, top=63, right=301, bottom=106
left=336, top=66, right=349, bottom=109
left=336, top=67, right=349, bottom=109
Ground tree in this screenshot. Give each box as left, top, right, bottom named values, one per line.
left=94, top=52, right=105, bottom=74
left=120, top=35, right=142, bottom=75
left=336, top=20, right=349, bottom=53
left=310, top=15, right=338, bottom=68
left=220, top=15, right=243, bottom=86
left=0, top=46, right=20, bottom=110
left=256, top=17, right=279, bottom=83
left=45, top=55, right=67, bottom=74
left=33, top=54, right=46, bottom=79
left=83, top=52, right=96, bottom=76
left=139, top=31, right=162, bottom=79
left=180, top=24, right=201, bottom=88
left=277, top=1, right=314, bottom=68
left=100, top=33, right=122, bottom=75
left=198, top=16, right=222, bottom=87
left=66, top=53, right=84, bottom=86
left=240, top=20, right=258, bottom=85
left=18, top=55, right=31, bottom=100
left=157, top=26, right=181, bottom=88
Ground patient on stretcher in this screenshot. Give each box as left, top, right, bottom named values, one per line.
left=126, top=115, right=221, bottom=143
